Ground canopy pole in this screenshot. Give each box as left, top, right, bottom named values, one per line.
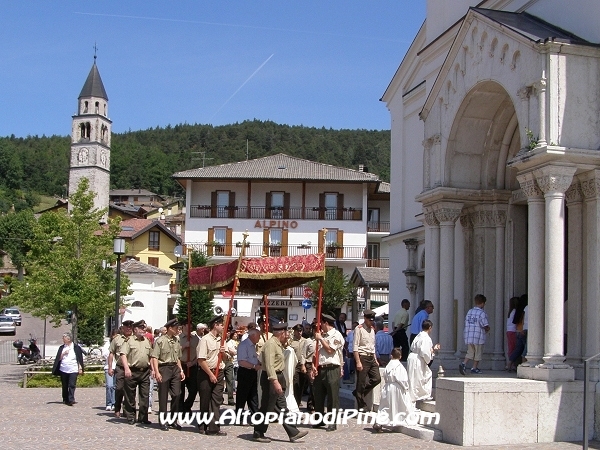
left=186, top=246, right=192, bottom=377
left=313, top=228, right=327, bottom=369
left=264, top=294, right=269, bottom=335
left=215, top=230, right=248, bottom=378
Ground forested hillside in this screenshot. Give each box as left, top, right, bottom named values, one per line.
left=0, top=120, right=390, bottom=213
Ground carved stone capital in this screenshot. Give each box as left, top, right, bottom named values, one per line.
left=406, top=283, right=418, bottom=294
left=470, top=209, right=495, bottom=228
left=578, top=170, right=600, bottom=200
left=512, top=189, right=527, bottom=204
left=403, top=238, right=418, bottom=251
left=565, top=182, right=583, bottom=204
left=533, top=166, right=577, bottom=196
left=423, top=208, right=439, bottom=227
left=516, top=173, right=544, bottom=200
left=459, top=212, right=473, bottom=229
left=493, top=209, right=507, bottom=227
left=433, top=202, right=463, bottom=224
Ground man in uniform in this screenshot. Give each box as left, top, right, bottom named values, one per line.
left=151, top=319, right=186, bottom=431
left=252, top=321, right=308, bottom=443
left=196, top=314, right=227, bottom=436
left=311, top=313, right=344, bottom=431
left=179, top=319, right=200, bottom=415
left=290, top=324, right=306, bottom=407
left=303, top=324, right=317, bottom=412
left=120, top=320, right=153, bottom=425
left=353, top=309, right=381, bottom=410
left=108, top=320, right=133, bottom=418
left=235, top=328, right=261, bottom=413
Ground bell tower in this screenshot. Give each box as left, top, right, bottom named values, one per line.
left=68, top=54, right=111, bottom=221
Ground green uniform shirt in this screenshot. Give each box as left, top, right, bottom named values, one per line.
left=151, top=334, right=182, bottom=364
left=121, top=336, right=152, bottom=369
left=109, top=334, right=129, bottom=367
left=262, top=335, right=284, bottom=380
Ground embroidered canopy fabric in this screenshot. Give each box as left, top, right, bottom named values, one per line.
left=188, top=253, right=326, bottom=294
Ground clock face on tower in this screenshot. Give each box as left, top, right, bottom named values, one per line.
left=78, top=147, right=89, bottom=164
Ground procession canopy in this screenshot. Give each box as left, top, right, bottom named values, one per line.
left=188, top=253, right=326, bottom=294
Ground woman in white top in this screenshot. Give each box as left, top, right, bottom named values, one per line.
left=52, top=332, right=85, bottom=406
left=505, top=297, right=519, bottom=371
left=102, top=330, right=118, bottom=410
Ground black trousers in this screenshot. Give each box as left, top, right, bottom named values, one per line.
left=393, top=329, right=410, bottom=361
left=123, top=368, right=150, bottom=422
left=292, top=363, right=306, bottom=407
left=235, top=366, right=258, bottom=413
left=157, top=365, right=181, bottom=415
left=355, top=354, right=381, bottom=410
left=60, top=371, right=78, bottom=404
left=253, top=371, right=300, bottom=439
left=179, top=363, right=198, bottom=413
left=114, top=365, right=125, bottom=412
left=313, top=365, right=340, bottom=415
left=197, top=368, right=224, bottom=433
left=224, top=361, right=235, bottom=402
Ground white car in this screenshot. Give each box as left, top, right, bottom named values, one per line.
left=0, top=316, right=16, bottom=335
left=1, top=308, right=21, bottom=326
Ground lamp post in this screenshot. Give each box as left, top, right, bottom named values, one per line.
left=113, top=237, right=125, bottom=331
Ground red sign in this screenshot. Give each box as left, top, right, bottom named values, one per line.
left=303, top=287, right=313, bottom=298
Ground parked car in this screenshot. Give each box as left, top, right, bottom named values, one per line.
left=0, top=316, right=16, bottom=335
left=1, top=308, right=21, bottom=326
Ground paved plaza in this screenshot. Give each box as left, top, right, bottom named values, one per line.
left=0, top=363, right=597, bottom=450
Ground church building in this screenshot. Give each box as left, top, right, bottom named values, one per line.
left=382, top=0, right=600, bottom=444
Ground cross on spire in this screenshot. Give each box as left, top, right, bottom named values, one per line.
left=93, top=42, right=98, bottom=62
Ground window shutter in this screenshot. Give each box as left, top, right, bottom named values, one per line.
left=228, top=192, right=236, bottom=218
left=263, top=229, right=270, bottom=254
left=319, top=193, right=325, bottom=220
left=336, top=230, right=344, bottom=258
left=281, top=229, right=289, bottom=256
left=283, top=193, right=290, bottom=219
left=337, top=193, right=344, bottom=220
left=265, top=192, right=272, bottom=219
left=225, top=228, right=233, bottom=256
left=211, top=191, right=217, bottom=218
left=318, top=229, right=325, bottom=253
left=207, top=228, right=214, bottom=256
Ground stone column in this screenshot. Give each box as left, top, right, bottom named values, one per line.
left=565, top=182, right=583, bottom=368
left=579, top=170, right=600, bottom=380
left=424, top=207, right=440, bottom=344
left=534, top=166, right=576, bottom=373
left=533, top=75, right=547, bottom=147
left=493, top=205, right=508, bottom=368
left=458, top=212, right=473, bottom=356
left=433, top=202, right=463, bottom=358
left=516, top=172, right=545, bottom=368
left=403, top=238, right=419, bottom=308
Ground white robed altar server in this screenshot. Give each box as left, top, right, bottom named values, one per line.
left=283, top=345, right=300, bottom=413
left=407, top=320, right=440, bottom=403
left=374, top=348, right=413, bottom=431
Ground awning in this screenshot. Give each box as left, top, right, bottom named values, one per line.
left=188, top=253, right=326, bottom=294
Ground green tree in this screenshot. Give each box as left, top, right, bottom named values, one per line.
left=176, top=251, right=214, bottom=326
left=307, top=267, right=355, bottom=316
left=0, top=209, right=35, bottom=280
left=10, top=178, right=128, bottom=343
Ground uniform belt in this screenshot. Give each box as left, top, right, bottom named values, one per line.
left=359, top=352, right=374, bottom=356
left=159, top=362, right=177, bottom=367
left=319, top=364, right=340, bottom=369
left=130, top=366, right=149, bottom=371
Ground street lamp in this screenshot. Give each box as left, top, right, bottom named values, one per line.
left=113, top=237, right=126, bottom=331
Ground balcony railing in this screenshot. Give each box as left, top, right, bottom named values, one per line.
left=187, top=243, right=367, bottom=259
left=367, top=221, right=390, bottom=232
left=189, top=205, right=362, bottom=221
left=366, top=258, right=389, bottom=268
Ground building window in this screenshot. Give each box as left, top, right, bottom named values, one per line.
left=216, top=191, right=229, bottom=218
left=148, top=231, right=160, bottom=251
left=131, top=301, right=145, bottom=307
left=367, top=243, right=380, bottom=267
left=324, top=193, right=338, bottom=220
left=271, top=192, right=284, bottom=219
left=148, top=257, right=159, bottom=267
left=367, top=208, right=380, bottom=231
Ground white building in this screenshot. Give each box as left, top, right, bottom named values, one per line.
left=382, top=0, right=600, bottom=445
left=120, top=259, right=171, bottom=331
left=173, top=153, right=389, bottom=326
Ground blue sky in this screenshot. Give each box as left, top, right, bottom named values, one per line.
left=1, top=1, right=425, bottom=137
